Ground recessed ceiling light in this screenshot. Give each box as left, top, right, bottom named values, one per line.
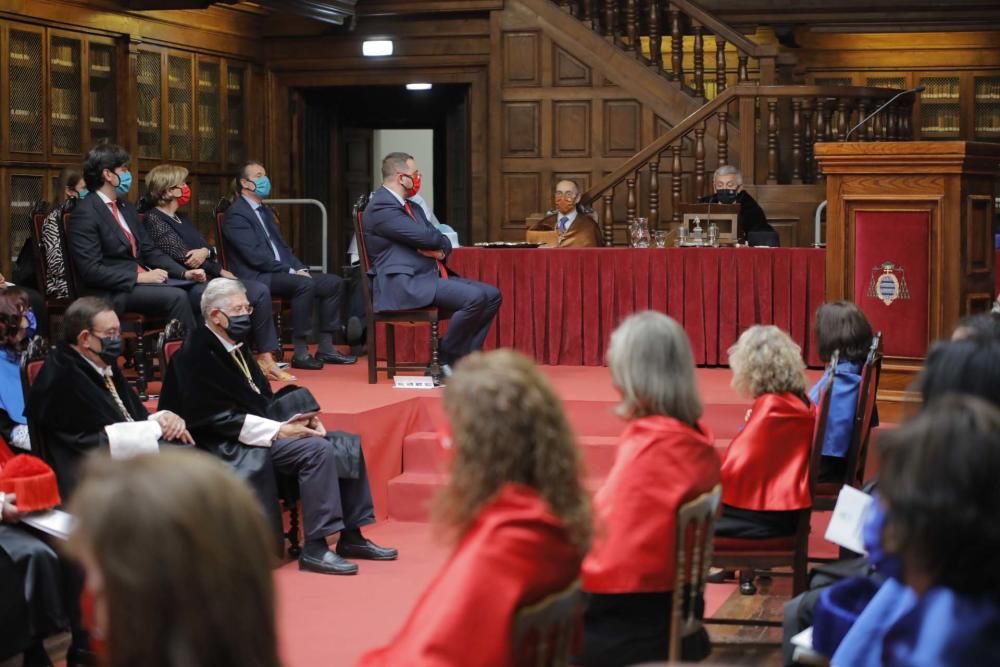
left=406, top=83, right=432, bottom=91
left=362, top=40, right=393, bottom=57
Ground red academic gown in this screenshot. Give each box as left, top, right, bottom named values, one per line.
left=720, top=392, right=817, bottom=512
left=582, top=415, right=721, bottom=594
left=357, top=483, right=581, bottom=667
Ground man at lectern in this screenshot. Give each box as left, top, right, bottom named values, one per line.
left=699, top=165, right=777, bottom=244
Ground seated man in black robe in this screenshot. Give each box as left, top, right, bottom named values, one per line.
left=24, top=297, right=192, bottom=498
left=698, top=165, right=777, bottom=245
left=158, top=278, right=395, bottom=575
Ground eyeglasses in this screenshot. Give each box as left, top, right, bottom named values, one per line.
left=220, top=305, right=253, bottom=316
left=89, top=328, right=121, bottom=338
left=554, top=191, right=578, bottom=200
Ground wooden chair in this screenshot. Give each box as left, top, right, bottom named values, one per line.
left=155, top=319, right=302, bottom=557
left=670, top=484, right=722, bottom=661
left=709, top=352, right=837, bottom=613
left=59, top=210, right=163, bottom=400
left=29, top=200, right=74, bottom=340
left=813, top=333, right=883, bottom=513
left=352, top=192, right=443, bottom=384
left=511, top=579, right=584, bottom=667
left=19, top=336, right=52, bottom=467
left=214, top=200, right=289, bottom=361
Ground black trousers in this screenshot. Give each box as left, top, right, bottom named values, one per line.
left=116, top=284, right=196, bottom=330
left=715, top=504, right=799, bottom=539
left=269, top=435, right=375, bottom=541
left=268, top=271, right=344, bottom=339
left=432, top=277, right=502, bottom=364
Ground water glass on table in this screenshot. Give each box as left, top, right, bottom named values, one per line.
left=653, top=231, right=668, bottom=248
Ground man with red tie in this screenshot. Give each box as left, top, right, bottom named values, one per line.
left=362, top=152, right=501, bottom=377
left=69, top=142, right=200, bottom=330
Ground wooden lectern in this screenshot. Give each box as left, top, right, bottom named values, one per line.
left=815, top=141, right=1000, bottom=418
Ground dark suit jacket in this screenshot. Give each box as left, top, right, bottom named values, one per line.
left=24, top=342, right=148, bottom=498
left=68, top=192, right=187, bottom=300
left=222, top=195, right=305, bottom=286
left=362, top=186, right=453, bottom=312
left=143, top=208, right=223, bottom=278
left=698, top=190, right=774, bottom=237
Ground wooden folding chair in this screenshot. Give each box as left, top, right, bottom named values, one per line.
left=512, top=579, right=584, bottom=667
left=670, top=484, right=722, bottom=661
left=352, top=192, right=443, bottom=384
left=19, top=336, right=52, bottom=467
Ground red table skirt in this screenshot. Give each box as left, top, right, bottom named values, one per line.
left=377, top=247, right=828, bottom=368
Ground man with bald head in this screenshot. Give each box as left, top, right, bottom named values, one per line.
left=528, top=179, right=604, bottom=248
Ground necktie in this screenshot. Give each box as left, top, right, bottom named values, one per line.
left=256, top=206, right=282, bottom=262
left=231, top=349, right=261, bottom=395
left=104, top=374, right=134, bottom=422
left=108, top=201, right=146, bottom=273
left=559, top=216, right=570, bottom=233
left=403, top=202, right=448, bottom=280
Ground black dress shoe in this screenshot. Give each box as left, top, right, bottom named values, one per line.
left=336, top=537, right=398, bottom=561
left=298, top=550, right=359, bottom=575
left=346, top=316, right=364, bottom=346
left=316, top=350, right=357, bottom=365
left=291, top=354, right=324, bottom=370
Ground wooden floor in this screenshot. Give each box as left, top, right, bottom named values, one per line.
left=706, top=570, right=791, bottom=666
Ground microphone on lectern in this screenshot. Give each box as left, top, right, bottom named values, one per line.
left=845, top=85, right=925, bottom=140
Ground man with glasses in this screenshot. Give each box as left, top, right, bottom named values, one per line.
left=160, top=279, right=393, bottom=575
left=223, top=160, right=357, bottom=371
left=363, top=152, right=502, bottom=378
left=25, top=297, right=193, bottom=498
left=527, top=179, right=604, bottom=248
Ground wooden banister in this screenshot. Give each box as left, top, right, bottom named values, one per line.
left=668, top=0, right=777, bottom=62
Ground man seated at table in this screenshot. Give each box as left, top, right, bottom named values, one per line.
left=698, top=165, right=777, bottom=245
left=69, top=141, right=200, bottom=331
left=363, top=152, right=501, bottom=376
left=527, top=179, right=604, bottom=248
left=223, top=160, right=356, bottom=371
left=159, top=278, right=395, bottom=575
left=24, top=297, right=192, bottom=497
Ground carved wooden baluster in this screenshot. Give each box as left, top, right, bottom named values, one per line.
left=582, top=0, right=594, bottom=25
left=858, top=98, right=871, bottom=141
left=649, top=159, right=660, bottom=229
left=803, top=101, right=815, bottom=183
left=791, top=97, right=802, bottom=183
left=715, top=36, right=727, bottom=94
left=717, top=109, right=729, bottom=167
left=604, top=0, right=616, bottom=39
left=603, top=193, right=614, bottom=245
left=887, top=107, right=899, bottom=140
left=694, top=121, right=706, bottom=196
left=901, top=102, right=913, bottom=139
left=613, top=1, right=620, bottom=42
left=648, top=0, right=662, bottom=71
left=815, top=99, right=828, bottom=184
left=766, top=98, right=778, bottom=184
left=693, top=23, right=705, bottom=98
left=626, top=176, right=637, bottom=230
left=671, top=144, right=682, bottom=224
left=837, top=98, right=849, bottom=141
left=737, top=54, right=749, bottom=83
left=625, top=0, right=638, bottom=51
left=822, top=100, right=834, bottom=147
left=670, top=7, right=683, bottom=84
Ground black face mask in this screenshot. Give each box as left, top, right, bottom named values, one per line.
left=92, top=335, right=123, bottom=365
left=222, top=313, right=252, bottom=341
left=716, top=188, right=739, bottom=204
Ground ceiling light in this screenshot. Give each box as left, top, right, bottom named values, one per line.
left=362, top=40, right=393, bottom=57
left=406, top=83, right=432, bottom=91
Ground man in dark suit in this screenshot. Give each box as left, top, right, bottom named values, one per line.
left=24, top=297, right=192, bottom=498
left=68, top=142, right=201, bottom=330
left=363, top=152, right=502, bottom=376
left=698, top=165, right=777, bottom=245
left=222, top=161, right=356, bottom=371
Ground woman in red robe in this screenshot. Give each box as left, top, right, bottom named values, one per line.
left=580, top=312, right=721, bottom=666
left=357, top=350, right=591, bottom=667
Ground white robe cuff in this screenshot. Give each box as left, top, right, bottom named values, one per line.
left=239, top=414, right=281, bottom=448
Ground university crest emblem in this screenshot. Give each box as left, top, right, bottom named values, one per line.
left=866, top=261, right=910, bottom=306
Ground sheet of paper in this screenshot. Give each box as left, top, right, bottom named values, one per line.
left=22, top=509, right=76, bottom=541
left=791, top=626, right=813, bottom=649
left=393, top=376, right=437, bottom=390
left=824, top=485, right=874, bottom=555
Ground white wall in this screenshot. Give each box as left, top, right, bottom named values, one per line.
left=372, top=129, right=434, bottom=213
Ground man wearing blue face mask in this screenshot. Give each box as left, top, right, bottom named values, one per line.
left=222, top=160, right=356, bottom=371
left=698, top=165, right=776, bottom=245
left=68, top=142, right=200, bottom=331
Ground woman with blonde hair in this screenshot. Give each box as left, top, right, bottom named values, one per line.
left=64, top=449, right=280, bottom=667
left=142, top=164, right=292, bottom=381
left=580, top=311, right=720, bottom=665
left=715, top=325, right=816, bottom=580
left=358, top=349, right=590, bottom=666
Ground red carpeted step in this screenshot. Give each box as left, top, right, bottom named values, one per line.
left=577, top=435, right=618, bottom=477
left=401, top=432, right=447, bottom=474
left=386, top=471, right=448, bottom=522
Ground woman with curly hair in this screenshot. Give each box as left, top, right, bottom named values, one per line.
left=358, top=349, right=590, bottom=667
left=0, top=288, right=35, bottom=451
left=716, top=325, right=816, bottom=541
left=579, top=311, right=720, bottom=666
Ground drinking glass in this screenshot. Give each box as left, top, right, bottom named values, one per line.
left=654, top=231, right=668, bottom=248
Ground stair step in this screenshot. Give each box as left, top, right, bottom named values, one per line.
left=401, top=431, right=447, bottom=474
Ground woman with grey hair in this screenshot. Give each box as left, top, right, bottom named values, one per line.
left=579, top=311, right=720, bottom=665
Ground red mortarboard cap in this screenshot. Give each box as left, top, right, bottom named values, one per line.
left=0, top=454, right=61, bottom=512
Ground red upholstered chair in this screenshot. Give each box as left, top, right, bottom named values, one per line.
left=670, top=484, right=722, bottom=660
left=19, top=336, right=52, bottom=467
left=709, top=351, right=837, bottom=612
left=511, top=579, right=584, bottom=666
left=352, top=192, right=443, bottom=384
left=155, top=319, right=186, bottom=376
left=214, top=200, right=289, bottom=361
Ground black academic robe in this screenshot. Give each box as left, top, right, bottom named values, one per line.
left=699, top=190, right=775, bottom=238
left=158, top=325, right=283, bottom=537
left=24, top=342, right=148, bottom=499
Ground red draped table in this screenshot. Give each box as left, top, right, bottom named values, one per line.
left=377, top=247, right=827, bottom=368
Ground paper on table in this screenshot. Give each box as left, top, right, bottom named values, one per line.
left=824, top=485, right=874, bottom=555
left=22, top=509, right=75, bottom=541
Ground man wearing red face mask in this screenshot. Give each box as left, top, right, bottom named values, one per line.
left=362, top=152, right=502, bottom=378
left=528, top=179, right=604, bottom=248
